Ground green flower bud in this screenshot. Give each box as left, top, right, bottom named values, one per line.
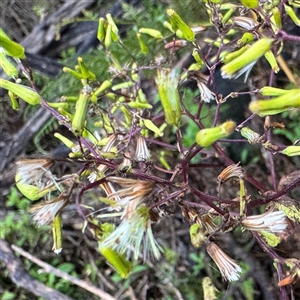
left=137, top=33, right=149, bottom=54
left=8, top=90, right=19, bottom=110
left=106, top=13, right=119, bottom=40
left=143, top=119, right=163, bottom=136
left=111, top=81, right=134, bottom=91
left=97, top=18, right=106, bottom=42
left=0, top=78, right=40, bottom=105
left=237, top=32, right=254, bottom=46
left=196, top=121, right=236, bottom=147
left=99, top=247, right=133, bottom=278
left=259, top=86, right=291, bottom=96
left=239, top=0, right=259, bottom=8
left=271, top=7, right=282, bottom=29
left=54, top=133, right=75, bottom=149
left=282, top=146, right=300, bottom=156
left=0, top=29, right=25, bottom=58
left=63, top=67, right=86, bottom=79
left=264, top=50, right=280, bottom=73
left=104, top=24, right=112, bottom=47
left=222, top=45, right=250, bottom=63
left=94, top=80, right=112, bottom=96
left=221, top=38, right=274, bottom=79
left=167, top=9, right=195, bottom=41
left=0, top=50, right=18, bottom=78
left=52, top=215, right=63, bottom=254
left=192, top=49, right=204, bottom=66
left=155, top=68, right=182, bottom=127
left=72, top=85, right=92, bottom=136
left=139, top=28, right=163, bottom=39
left=249, top=89, right=300, bottom=116
left=284, top=4, right=300, bottom=26
left=127, top=102, right=152, bottom=109
left=77, top=57, right=96, bottom=80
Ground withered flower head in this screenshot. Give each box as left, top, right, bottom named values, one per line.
left=241, top=210, right=288, bottom=234
left=135, top=136, right=151, bottom=161
left=106, top=177, right=154, bottom=218
left=206, top=242, right=242, bottom=282
left=99, top=203, right=163, bottom=260
left=197, top=81, right=215, bottom=103
left=16, top=158, right=54, bottom=186
left=217, top=162, right=243, bottom=184
left=233, top=16, right=258, bottom=31
left=29, top=192, right=68, bottom=227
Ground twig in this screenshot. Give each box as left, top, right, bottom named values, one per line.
left=0, top=238, right=73, bottom=300
left=11, top=243, right=117, bottom=300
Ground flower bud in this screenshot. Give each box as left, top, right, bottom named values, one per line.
left=196, top=121, right=236, bottom=147
left=221, top=38, right=274, bottom=79
left=237, top=32, right=254, bottom=46
left=139, top=28, right=163, bottom=39
left=0, top=29, right=25, bottom=58
left=77, top=57, right=96, bottom=80
left=0, top=79, right=40, bottom=105
left=52, top=215, right=63, bottom=254
left=155, top=68, right=182, bottom=127
left=137, top=33, right=149, bottom=54
left=264, top=50, right=280, bottom=73
left=284, top=4, right=300, bottom=26
left=222, top=45, right=250, bottom=64
left=167, top=9, right=195, bottom=41
left=94, top=80, right=112, bottom=96
left=282, top=146, right=300, bottom=156
left=104, top=24, right=112, bottom=47
left=249, top=89, right=300, bottom=116
left=97, top=17, right=106, bottom=42
left=99, top=247, right=133, bottom=278
left=259, top=86, right=291, bottom=96
left=239, top=0, right=259, bottom=8
left=0, top=49, right=18, bottom=78
left=72, top=85, right=93, bottom=136
left=271, top=7, right=282, bottom=29
left=8, top=90, right=19, bottom=110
